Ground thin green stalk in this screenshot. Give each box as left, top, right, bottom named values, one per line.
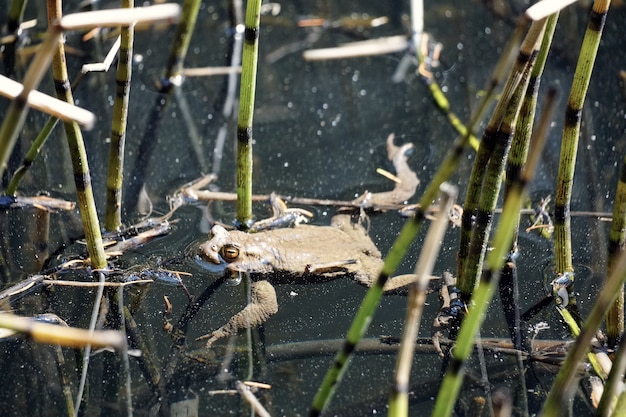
left=105, top=0, right=135, bottom=231
left=553, top=0, right=611, bottom=317
left=5, top=116, right=60, bottom=196
left=236, top=0, right=262, bottom=227
left=410, top=0, right=479, bottom=151
left=309, top=15, right=530, bottom=417
left=458, top=19, right=546, bottom=300
left=123, top=0, right=197, bottom=212
left=388, top=184, right=457, bottom=417
left=434, top=87, right=556, bottom=417
left=164, top=0, right=201, bottom=81
left=455, top=17, right=530, bottom=294
left=493, top=13, right=558, bottom=362
left=505, top=13, right=558, bottom=206
left=611, top=392, right=626, bottom=417
left=606, top=157, right=626, bottom=347
left=47, top=0, right=106, bottom=270
left=0, top=28, right=61, bottom=180
left=4, top=0, right=28, bottom=76
left=540, top=255, right=626, bottom=417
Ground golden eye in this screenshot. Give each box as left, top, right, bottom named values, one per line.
left=220, top=244, right=240, bottom=262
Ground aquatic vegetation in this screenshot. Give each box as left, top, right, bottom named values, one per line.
left=0, top=0, right=624, bottom=416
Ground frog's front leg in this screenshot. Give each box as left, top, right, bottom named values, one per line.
left=197, top=280, right=278, bottom=347
left=249, top=193, right=313, bottom=232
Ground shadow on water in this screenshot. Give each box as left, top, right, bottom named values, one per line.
left=0, top=0, right=625, bottom=416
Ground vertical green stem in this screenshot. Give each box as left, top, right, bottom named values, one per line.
left=123, top=0, right=199, bottom=212
left=541, top=252, right=626, bottom=417
left=0, top=29, right=61, bottom=180
left=458, top=19, right=545, bottom=300
left=388, top=184, right=457, bottom=417
left=105, top=0, right=135, bottom=231
left=553, top=0, right=610, bottom=314
left=164, top=0, right=201, bottom=81
left=236, top=0, right=262, bottom=227
left=5, top=116, right=60, bottom=196
left=607, top=157, right=626, bottom=347
left=47, top=0, right=106, bottom=270
left=4, top=0, right=27, bottom=76
left=434, top=87, right=556, bottom=417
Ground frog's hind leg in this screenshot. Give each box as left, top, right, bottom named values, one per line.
left=381, top=274, right=440, bottom=295
left=197, top=280, right=278, bottom=347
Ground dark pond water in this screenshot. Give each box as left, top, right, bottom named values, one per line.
left=1, top=0, right=626, bottom=416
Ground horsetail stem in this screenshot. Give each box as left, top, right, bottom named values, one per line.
left=236, top=0, right=262, bottom=228
left=47, top=0, right=107, bottom=270
left=164, top=0, right=201, bottom=81
left=105, top=0, right=135, bottom=231
left=5, top=116, right=60, bottom=196
left=122, top=1, right=193, bottom=213
left=388, top=183, right=457, bottom=417
left=434, top=86, right=556, bottom=417
left=553, top=0, right=610, bottom=319
left=309, top=12, right=533, bottom=417
left=596, top=331, right=626, bottom=416
left=499, top=13, right=558, bottom=352
left=607, top=156, right=626, bottom=347
left=4, top=0, right=27, bottom=77
left=541, top=240, right=625, bottom=417
left=457, top=18, right=546, bottom=301
left=0, top=28, right=61, bottom=181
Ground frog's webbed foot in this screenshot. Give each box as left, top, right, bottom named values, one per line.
left=197, top=280, right=278, bottom=348
left=380, top=274, right=440, bottom=295
left=250, top=193, right=313, bottom=232
left=431, top=272, right=465, bottom=358
left=352, top=133, right=420, bottom=208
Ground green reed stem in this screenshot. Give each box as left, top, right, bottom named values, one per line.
left=105, top=0, right=135, bottom=231
left=505, top=13, right=557, bottom=203
left=121, top=2, right=190, bottom=212
left=7, top=0, right=26, bottom=35
left=611, top=393, right=626, bottom=417
left=4, top=0, right=27, bottom=76
left=164, top=0, right=201, bottom=81
left=541, top=257, right=626, bottom=417
left=606, top=156, right=626, bottom=347
left=236, top=0, right=262, bottom=228
left=434, top=86, right=556, bottom=417
left=553, top=0, right=610, bottom=316
left=47, top=0, right=107, bottom=270
left=555, top=306, right=607, bottom=379
left=309, top=16, right=530, bottom=417
left=458, top=19, right=546, bottom=300
left=5, top=116, right=60, bottom=196
left=388, top=184, right=456, bottom=417
left=499, top=12, right=558, bottom=351
left=0, top=29, right=61, bottom=181
left=455, top=17, right=528, bottom=292
left=426, top=80, right=480, bottom=151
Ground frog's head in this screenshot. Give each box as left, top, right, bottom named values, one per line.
left=195, top=224, right=238, bottom=274
left=195, top=225, right=271, bottom=279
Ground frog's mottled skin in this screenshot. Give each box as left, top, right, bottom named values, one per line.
left=197, top=214, right=383, bottom=287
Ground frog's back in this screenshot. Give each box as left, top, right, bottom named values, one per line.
left=257, top=220, right=382, bottom=284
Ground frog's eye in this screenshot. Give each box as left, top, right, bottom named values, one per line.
left=220, top=244, right=240, bottom=262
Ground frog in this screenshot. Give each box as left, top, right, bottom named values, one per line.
left=195, top=213, right=425, bottom=347
left=193, top=135, right=428, bottom=347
